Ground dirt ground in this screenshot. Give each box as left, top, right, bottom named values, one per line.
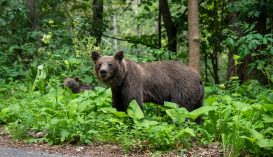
left=0, top=127, right=223, bottom=157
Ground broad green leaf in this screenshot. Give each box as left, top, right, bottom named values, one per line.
left=205, top=97, right=218, bottom=106
left=256, top=138, right=273, bottom=148
left=141, top=120, right=159, bottom=128
left=252, top=103, right=263, bottom=111
left=222, top=95, right=232, bottom=105
left=60, top=130, right=69, bottom=142
left=78, top=103, right=87, bottom=112
left=164, top=102, right=178, bottom=109
left=32, top=64, right=47, bottom=91
left=1, top=108, right=10, bottom=114
left=87, top=130, right=98, bottom=134
left=108, top=117, right=124, bottom=125
left=180, top=128, right=196, bottom=137
left=241, top=136, right=257, bottom=143
left=263, top=104, right=273, bottom=111
left=187, top=106, right=218, bottom=120
left=112, top=111, right=127, bottom=118
left=249, top=129, right=264, bottom=139
left=166, top=108, right=188, bottom=123
left=50, top=118, right=59, bottom=125
left=127, top=100, right=144, bottom=120
left=267, top=93, right=273, bottom=103
left=232, top=101, right=252, bottom=112
left=262, top=114, right=273, bottom=123
left=101, top=107, right=117, bottom=113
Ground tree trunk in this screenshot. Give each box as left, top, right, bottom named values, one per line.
left=188, top=0, right=200, bottom=72
left=158, top=3, right=162, bottom=48
left=92, top=0, right=103, bottom=46
left=227, top=10, right=237, bottom=80
left=26, top=0, right=39, bottom=31
left=113, top=14, right=118, bottom=51
left=159, top=0, right=177, bottom=52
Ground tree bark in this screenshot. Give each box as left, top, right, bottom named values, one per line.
left=159, top=0, right=177, bottom=52
left=26, top=0, right=39, bottom=31
left=227, top=9, right=237, bottom=80
left=92, top=0, right=103, bottom=46
left=158, top=3, right=162, bottom=48
left=26, top=0, right=40, bottom=47
left=188, top=0, right=200, bottom=72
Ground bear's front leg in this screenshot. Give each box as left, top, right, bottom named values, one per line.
left=121, top=85, right=144, bottom=112
left=111, top=88, right=127, bottom=111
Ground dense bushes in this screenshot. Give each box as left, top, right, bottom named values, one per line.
left=0, top=78, right=272, bottom=155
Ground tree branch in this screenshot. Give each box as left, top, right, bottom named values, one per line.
left=102, top=34, right=159, bottom=49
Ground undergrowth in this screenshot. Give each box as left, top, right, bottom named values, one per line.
left=0, top=78, right=272, bottom=156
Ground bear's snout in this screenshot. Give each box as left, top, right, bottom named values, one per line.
left=100, top=69, right=107, bottom=75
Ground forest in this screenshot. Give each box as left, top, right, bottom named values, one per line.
left=0, top=0, right=273, bottom=156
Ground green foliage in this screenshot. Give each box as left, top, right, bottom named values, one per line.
left=224, top=23, right=273, bottom=83
left=1, top=0, right=273, bottom=156
left=1, top=79, right=273, bottom=156
left=203, top=80, right=273, bottom=156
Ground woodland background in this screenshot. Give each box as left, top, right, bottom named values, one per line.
left=0, top=0, right=273, bottom=156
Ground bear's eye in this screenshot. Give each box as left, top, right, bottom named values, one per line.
left=98, top=63, right=102, bottom=67
left=108, top=63, right=113, bottom=67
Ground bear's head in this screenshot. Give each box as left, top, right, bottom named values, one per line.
left=91, top=51, right=126, bottom=86
left=63, top=77, right=81, bottom=93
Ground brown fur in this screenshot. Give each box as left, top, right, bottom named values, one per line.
left=63, top=77, right=94, bottom=93
left=92, top=51, right=204, bottom=112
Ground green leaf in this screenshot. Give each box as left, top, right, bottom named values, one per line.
left=180, top=128, right=196, bottom=137
left=222, top=95, right=232, bottom=104
left=112, top=111, right=127, bottom=118
left=141, top=120, right=159, bottom=128
left=60, top=130, right=69, bottom=142
left=205, top=97, right=218, bottom=106
left=101, top=107, right=127, bottom=118
left=262, top=114, right=273, bottom=123
left=256, top=138, right=273, bottom=148
left=166, top=108, right=188, bottom=123
left=78, top=103, right=87, bottom=112
left=127, top=100, right=144, bottom=120
left=50, top=118, right=59, bottom=125
left=187, top=106, right=218, bottom=120
left=241, top=136, right=257, bottom=143
left=164, top=102, right=179, bottom=109
left=249, top=129, right=264, bottom=139
left=32, top=64, right=47, bottom=91
left=101, top=107, right=117, bottom=113
left=232, top=101, right=252, bottom=112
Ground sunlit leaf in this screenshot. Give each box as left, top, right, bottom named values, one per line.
left=60, top=130, right=69, bottom=142
left=187, top=106, right=218, bottom=120
left=127, top=100, right=144, bottom=120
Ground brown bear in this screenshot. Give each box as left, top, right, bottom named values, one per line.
left=63, top=77, right=94, bottom=93
left=91, top=51, right=204, bottom=112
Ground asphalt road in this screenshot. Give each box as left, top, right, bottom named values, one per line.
left=0, top=146, right=71, bottom=157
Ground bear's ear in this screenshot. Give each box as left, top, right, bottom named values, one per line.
left=91, top=51, right=100, bottom=62
left=74, top=76, right=81, bottom=82
left=114, top=51, right=124, bottom=61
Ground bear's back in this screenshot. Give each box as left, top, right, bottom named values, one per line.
left=137, top=61, right=202, bottom=109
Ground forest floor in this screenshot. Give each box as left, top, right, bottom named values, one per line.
left=0, top=127, right=223, bottom=157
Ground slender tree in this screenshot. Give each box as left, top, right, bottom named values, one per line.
left=26, top=0, right=40, bottom=47
left=159, top=0, right=177, bottom=52
left=158, top=1, right=162, bottom=48
left=227, top=0, right=237, bottom=80
left=26, top=0, right=39, bottom=30
left=188, top=0, right=200, bottom=72
left=92, top=0, right=103, bottom=46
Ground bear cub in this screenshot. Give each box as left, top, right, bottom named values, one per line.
left=92, top=51, right=204, bottom=112
left=63, top=77, right=94, bottom=93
